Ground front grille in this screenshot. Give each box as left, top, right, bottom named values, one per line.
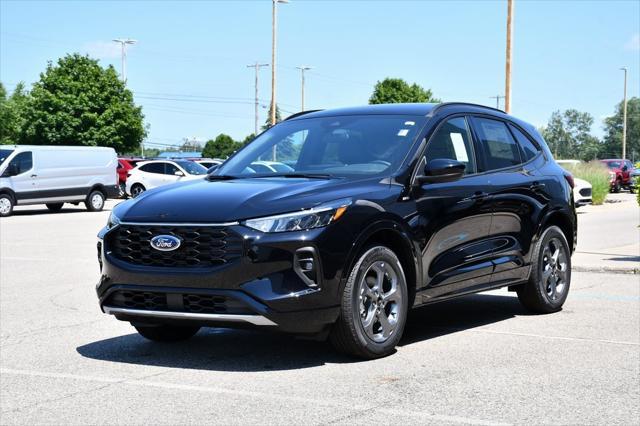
left=579, top=188, right=592, bottom=197
left=108, top=224, right=243, bottom=268
left=105, top=290, right=253, bottom=315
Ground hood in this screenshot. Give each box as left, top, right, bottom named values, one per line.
left=115, top=176, right=387, bottom=223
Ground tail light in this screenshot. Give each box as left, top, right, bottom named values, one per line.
left=564, top=173, right=575, bottom=189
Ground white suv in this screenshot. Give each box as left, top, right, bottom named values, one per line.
left=126, top=160, right=207, bottom=197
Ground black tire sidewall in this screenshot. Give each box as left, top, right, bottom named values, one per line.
left=131, top=184, right=145, bottom=198
left=531, top=226, right=571, bottom=310
left=86, top=190, right=105, bottom=211
left=346, top=246, right=409, bottom=357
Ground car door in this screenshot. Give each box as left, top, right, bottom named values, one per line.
left=163, top=162, right=183, bottom=184
left=413, top=116, right=495, bottom=302
left=138, top=163, right=165, bottom=189
left=469, top=116, right=550, bottom=284
left=5, top=151, right=37, bottom=201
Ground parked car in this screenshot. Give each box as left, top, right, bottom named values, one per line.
left=125, top=159, right=207, bottom=197
left=194, top=158, right=224, bottom=170
left=97, top=103, right=576, bottom=359
left=117, top=157, right=145, bottom=198
left=0, top=145, right=118, bottom=217
left=600, top=159, right=635, bottom=193
left=555, top=160, right=592, bottom=206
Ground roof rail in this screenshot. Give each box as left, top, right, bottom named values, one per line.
left=284, top=109, right=323, bottom=121
left=431, top=102, right=505, bottom=115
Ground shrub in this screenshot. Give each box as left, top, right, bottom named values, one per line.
left=560, top=161, right=610, bottom=205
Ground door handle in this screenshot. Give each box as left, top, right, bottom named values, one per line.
left=462, top=191, right=489, bottom=202
left=30, top=174, right=37, bottom=178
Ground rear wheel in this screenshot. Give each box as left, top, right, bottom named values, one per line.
left=329, top=246, right=408, bottom=359
left=46, top=203, right=64, bottom=212
left=131, top=183, right=146, bottom=198
left=0, top=194, right=14, bottom=217
left=85, top=190, right=105, bottom=212
left=517, top=225, right=571, bottom=313
left=134, top=324, right=200, bottom=342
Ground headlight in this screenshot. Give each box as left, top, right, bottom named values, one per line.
left=243, top=199, right=351, bottom=233
left=106, top=211, right=121, bottom=229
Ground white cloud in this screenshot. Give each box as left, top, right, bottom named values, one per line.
left=624, top=33, right=640, bottom=51
left=82, top=41, right=124, bottom=59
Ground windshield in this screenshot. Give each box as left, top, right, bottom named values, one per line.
left=0, top=149, right=14, bottom=166
left=606, top=161, right=622, bottom=169
left=176, top=160, right=207, bottom=175
left=216, top=115, right=426, bottom=178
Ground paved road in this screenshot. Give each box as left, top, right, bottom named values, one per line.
left=1, top=202, right=639, bottom=425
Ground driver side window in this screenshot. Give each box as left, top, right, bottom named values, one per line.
left=8, top=152, right=33, bottom=175
left=424, top=117, right=476, bottom=175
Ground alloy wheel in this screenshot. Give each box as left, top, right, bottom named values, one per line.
left=541, top=237, right=568, bottom=301
left=358, top=261, right=402, bottom=343
left=0, top=198, right=11, bottom=215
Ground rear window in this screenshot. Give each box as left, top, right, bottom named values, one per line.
left=139, top=163, right=165, bottom=174
left=473, top=117, right=522, bottom=170
left=509, top=124, right=540, bottom=161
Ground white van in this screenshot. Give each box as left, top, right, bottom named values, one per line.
left=0, top=145, right=119, bottom=217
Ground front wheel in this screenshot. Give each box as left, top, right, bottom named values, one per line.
left=134, top=324, right=200, bottom=342
left=130, top=183, right=146, bottom=198
left=517, top=226, right=571, bottom=313
left=0, top=194, right=14, bottom=217
left=85, top=190, right=105, bottom=212
left=329, top=246, right=408, bottom=359
left=612, top=180, right=621, bottom=193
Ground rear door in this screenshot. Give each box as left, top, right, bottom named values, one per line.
left=470, top=116, right=550, bottom=284
left=414, top=116, right=494, bottom=302
left=138, top=163, right=166, bottom=189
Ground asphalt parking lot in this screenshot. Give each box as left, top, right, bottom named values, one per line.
left=1, top=200, right=638, bottom=425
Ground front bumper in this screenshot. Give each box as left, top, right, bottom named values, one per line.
left=96, top=222, right=353, bottom=334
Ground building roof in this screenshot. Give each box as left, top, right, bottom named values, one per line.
left=158, top=151, right=202, bottom=158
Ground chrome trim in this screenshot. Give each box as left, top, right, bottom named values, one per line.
left=103, top=306, right=277, bottom=326
left=119, top=221, right=240, bottom=227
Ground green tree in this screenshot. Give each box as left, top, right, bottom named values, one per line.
left=541, top=109, right=600, bottom=160
left=202, top=134, right=240, bottom=158
left=0, top=82, right=29, bottom=145
left=261, top=104, right=283, bottom=131
left=19, top=53, right=146, bottom=152
left=603, top=97, right=640, bottom=159
left=241, top=133, right=256, bottom=146
left=369, top=78, right=440, bottom=104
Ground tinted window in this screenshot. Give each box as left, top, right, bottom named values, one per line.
left=509, top=124, right=540, bottom=161
left=8, top=152, right=33, bottom=175
left=424, top=117, right=476, bottom=174
left=139, top=163, right=165, bottom=174
left=606, top=161, right=621, bottom=169
left=473, top=118, right=522, bottom=170
left=165, top=163, right=180, bottom=175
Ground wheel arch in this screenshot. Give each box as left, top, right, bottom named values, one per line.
left=538, top=209, right=576, bottom=254
left=0, top=188, right=16, bottom=203
left=343, top=220, right=421, bottom=307
left=88, top=184, right=108, bottom=198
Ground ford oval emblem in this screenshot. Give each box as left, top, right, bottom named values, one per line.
left=150, top=235, right=181, bottom=251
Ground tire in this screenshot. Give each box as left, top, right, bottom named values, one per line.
left=0, top=194, right=14, bottom=217
left=46, top=203, right=64, bottom=212
left=517, top=225, right=571, bottom=314
left=134, top=325, right=200, bottom=342
left=130, top=183, right=146, bottom=198
left=612, top=180, right=621, bottom=193
left=329, top=246, right=409, bottom=359
left=85, top=190, right=105, bottom=212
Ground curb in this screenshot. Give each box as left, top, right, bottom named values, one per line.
left=573, top=265, right=640, bottom=275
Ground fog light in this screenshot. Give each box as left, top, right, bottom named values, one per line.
left=294, top=247, right=321, bottom=288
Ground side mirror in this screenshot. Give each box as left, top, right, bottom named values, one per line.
left=416, top=158, right=465, bottom=184
left=2, top=164, right=18, bottom=177
left=174, top=171, right=184, bottom=177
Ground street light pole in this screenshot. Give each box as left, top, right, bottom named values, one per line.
left=504, top=0, right=514, bottom=114
left=296, top=66, right=312, bottom=111
left=247, top=62, right=270, bottom=135
left=112, top=38, right=137, bottom=83
left=620, top=67, right=628, bottom=160
left=270, top=0, right=288, bottom=160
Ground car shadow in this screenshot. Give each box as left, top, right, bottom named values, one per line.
left=11, top=205, right=114, bottom=216
left=77, top=293, right=528, bottom=371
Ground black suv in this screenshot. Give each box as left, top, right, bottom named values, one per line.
left=97, top=103, right=576, bottom=359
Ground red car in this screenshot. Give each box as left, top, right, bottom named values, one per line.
left=600, top=159, right=635, bottom=193
left=117, top=157, right=145, bottom=197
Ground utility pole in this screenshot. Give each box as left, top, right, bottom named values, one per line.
left=504, top=0, right=514, bottom=114
left=271, top=0, right=288, bottom=161
left=490, top=95, right=505, bottom=110
left=296, top=66, right=312, bottom=111
left=247, top=62, right=269, bottom=135
left=620, top=67, right=628, bottom=160
left=112, top=38, right=137, bottom=83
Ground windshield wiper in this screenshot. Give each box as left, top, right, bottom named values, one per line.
left=206, top=174, right=242, bottom=181
left=255, top=173, right=334, bottom=179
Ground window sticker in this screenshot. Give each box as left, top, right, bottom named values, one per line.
left=450, top=133, right=469, bottom=162
left=397, top=129, right=410, bottom=137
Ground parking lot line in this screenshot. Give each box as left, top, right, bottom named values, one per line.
left=0, top=368, right=509, bottom=426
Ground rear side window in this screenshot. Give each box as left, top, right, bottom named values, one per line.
left=509, top=124, right=540, bottom=161
left=424, top=117, right=476, bottom=174
left=9, top=151, right=33, bottom=175
left=139, top=163, right=165, bottom=174
left=473, top=117, right=522, bottom=170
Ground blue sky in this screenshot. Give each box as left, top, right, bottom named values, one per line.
left=1, top=0, right=639, bottom=149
